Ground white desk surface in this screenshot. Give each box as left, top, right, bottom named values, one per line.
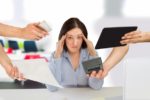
left=0, top=87, right=122, bottom=100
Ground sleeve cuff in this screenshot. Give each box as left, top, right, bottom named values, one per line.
left=89, top=77, right=104, bottom=90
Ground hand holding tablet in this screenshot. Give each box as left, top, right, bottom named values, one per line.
left=95, top=26, right=138, bottom=49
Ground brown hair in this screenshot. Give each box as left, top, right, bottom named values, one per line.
left=58, top=17, right=88, bottom=51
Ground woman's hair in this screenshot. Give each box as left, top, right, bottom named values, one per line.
left=58, top=17, right=88, bottom=51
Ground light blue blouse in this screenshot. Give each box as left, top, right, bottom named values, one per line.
left=46, top=48, right=103, bottom=92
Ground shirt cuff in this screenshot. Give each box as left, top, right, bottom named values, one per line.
left=89, top=77, right=104, bottom=90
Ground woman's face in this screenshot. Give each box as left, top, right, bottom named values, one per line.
left=65, top=28, right=84, bottom=53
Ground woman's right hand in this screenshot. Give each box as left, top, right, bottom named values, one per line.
left=54, top=35, right=66, bottom=58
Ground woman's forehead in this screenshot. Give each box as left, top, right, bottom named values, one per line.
left=66, top=28, right=83, bottom=36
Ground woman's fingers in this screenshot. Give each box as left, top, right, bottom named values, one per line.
left=122, top=31, right=141, bottom=39
left=81, top=34, right=88, bottom=43
left=121, top=33, right=142, bottom=44
left=59, top=35, right=66, bottom=47
left=96, top=70, right=103, bottom=79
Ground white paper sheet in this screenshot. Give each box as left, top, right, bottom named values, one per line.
left=12, top=59, right=63, bottom=88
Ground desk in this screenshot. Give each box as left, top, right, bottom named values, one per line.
left=0, top=87, right=122, bottom=100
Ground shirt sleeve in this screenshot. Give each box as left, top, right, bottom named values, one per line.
left=88, top=77, right=104, bottom=90
left=88, top=50, right=103, bottom=90
left=46, top=52, right=62, bottom=92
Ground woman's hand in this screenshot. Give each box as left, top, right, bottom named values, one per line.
left=54, top=35, right=66, bottom=58
left=88, top=68, right=108, bottom=79
left=82, top=34, right=96, bottom=56
left=87, top=62, right=110, bottom=79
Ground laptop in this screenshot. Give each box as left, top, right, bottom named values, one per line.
left=123, top=58, right=150, bottom=100
left=95, top=26, right=137, bottom=49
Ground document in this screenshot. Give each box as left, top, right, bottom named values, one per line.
left=12, top=59, right=63, bottom=88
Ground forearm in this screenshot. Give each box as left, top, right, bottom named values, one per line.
left=88, top=48, right=97, bottom=56
left=0, top=23, right=22, bottom=38
left=143, top=32, right=150, bottom=42
left=0, top=44, right=12, bottom=69
left=103, top=45, right=129, bottom=71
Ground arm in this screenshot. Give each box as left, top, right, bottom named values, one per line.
left=82, top=34, right=97, bottom=56
left=102, top=45, right=129, bottom=78
left=0, top=44, right=23, bottom=79
left=0, top=23, right=48, bottom=40
left=0, top=44, right=13, bottom=74
left=82, top=36, right=104, bottom=89
left=46, top=35, right=66, bottom=92
left=87, top=51, right=104, bottom=90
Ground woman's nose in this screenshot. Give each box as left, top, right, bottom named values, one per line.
left=73, top=39, right=78, bottom=46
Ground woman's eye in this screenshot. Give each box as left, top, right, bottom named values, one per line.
left=67, top=36, right=72, bottom=39
left=78, top=36, right=82, bottom=39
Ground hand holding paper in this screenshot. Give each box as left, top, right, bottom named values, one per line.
left=12, top=59, right=62, bottom=88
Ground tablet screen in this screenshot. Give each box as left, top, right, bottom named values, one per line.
left=95, top=26, right=137, bottom=49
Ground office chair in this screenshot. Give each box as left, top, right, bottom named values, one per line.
left=0, top=39, right=4, bottom=47
left=8, top=40, right=19, bottom=50
left=24, top=41, right=38, bottom=52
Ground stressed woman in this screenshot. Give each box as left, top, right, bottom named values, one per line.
left=46, top=17, right=128, bottom=92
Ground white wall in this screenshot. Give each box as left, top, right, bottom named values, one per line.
left=124, top=58, right=150, bottom=100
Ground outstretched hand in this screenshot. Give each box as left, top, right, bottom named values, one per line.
left=121, top=31, right=150, bottom=44
left=21, top=23, right=48, bottom=40
left=5, top=65, right=25, bottom=80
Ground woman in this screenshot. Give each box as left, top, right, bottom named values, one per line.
left=47, top=17, right=128, bottom=91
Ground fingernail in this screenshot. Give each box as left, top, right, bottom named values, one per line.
left=122, top=37, right=125, bottom=39
left=120, top=41, right=124, bottom=44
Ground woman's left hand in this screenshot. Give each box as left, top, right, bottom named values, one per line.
left=82, top=34, right=96, bottom=56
